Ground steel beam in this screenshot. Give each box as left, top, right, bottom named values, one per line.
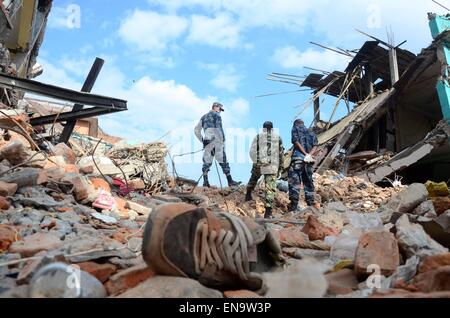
left=59, top=57, right=104, bottom=143
left=0, top=73, right=127, bottom=109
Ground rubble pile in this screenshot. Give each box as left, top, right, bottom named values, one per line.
left=314, top=170, right=403, bottom=212
left=107, top=141, right=169, bottom=193
left=195, top=186, right=290, bottom=218
left=0, top=130, right=179, bottom=298
left=0, top=128, right=449, bottom=298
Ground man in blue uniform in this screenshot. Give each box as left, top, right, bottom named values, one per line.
left=195, top=102, right=241, bottom=188
left=288, top=119, right=318, bottom=212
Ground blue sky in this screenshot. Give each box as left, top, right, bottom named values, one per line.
left=37, top=0, right=446, bottom=184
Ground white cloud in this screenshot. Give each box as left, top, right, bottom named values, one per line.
left=36, top=58, right=82, bottom=90
left=36, top=57, right=250, bottom=145
left=148, top=0, right=443, bottom=53
left=187, top=13, right=241, bottom=49
left=118, top=9, right=189, bottom=52
left=48, top=6, right=70, bottom=29
left=198, top=63, right=243, bottom=92
left=272, top=46, right=352, bottom=72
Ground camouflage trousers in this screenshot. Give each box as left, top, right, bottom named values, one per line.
left=288, top=160, right=315, bottom=210
left=247, top=164, right=277, bottom=208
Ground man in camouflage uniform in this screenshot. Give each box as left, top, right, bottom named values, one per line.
left=288, top=119, right=318, bottom=212
left=195, top=102, right=241, bottom=188
left=245, top=121, right=284, bottom=219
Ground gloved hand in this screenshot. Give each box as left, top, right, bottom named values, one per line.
left=304, top=154, right=315, bottom=164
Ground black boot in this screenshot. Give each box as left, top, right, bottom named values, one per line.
left=264, top=207, right=273, bottom=219
left=203, top=174, right=211, bottom=188
left=288, top=201, right=298, bottom=213
left=245, top=189, right=253, bottom=202
left=226, top=175, right=241, bottom=187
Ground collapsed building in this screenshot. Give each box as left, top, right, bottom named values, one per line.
left=301, top=14, right=450, bottom=185
left=0, top=2, right=448, bottom=299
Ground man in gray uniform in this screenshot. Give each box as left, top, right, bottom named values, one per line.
left=195, top=102, right=241, bottom=188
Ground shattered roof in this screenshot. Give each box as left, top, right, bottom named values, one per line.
left=301, top=41, right=416, bottom=103
left=317, top=90, right=391, bottom=145
left=301, top=71, right=363, bottom=103
left=345, top=41, right=416, bottom=75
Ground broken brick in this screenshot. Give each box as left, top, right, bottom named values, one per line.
left=0, top=224, right=18, bottom=253
left=128, top=179, right=145, bottom=190
left=0, top=181, right=18, bottom=197
left=354, top=232, right=400, bottom=279
left=90, top=178, right=111, bottom=193
left=16, top=251, right=50, bottom=284
left=9, top=233, right=62, bottom=257
left=44, top=168, right=65, bottom=182
left=419, top=253, right=450, bottom=274
left=77, top=262, right=117, bottom=283
left=0, top=141, right=30, bottom=165
left=432, top=197, right=450, bottom=216
left=0, top=168, right=47, bottom=188
left=114, top=197, right=128, bottom=213
left=61, top=173, right=91, bottom=202
left=65, top=164, right=79, bottom=174
left=413, top=266, right=450, bottom=293
left=44, top=156, right=67, bottom=170
left=224, top=290, right=263, bottom=298
left=53, top=143, right=77, bottom=165
left=325, top=269, right=359, bottom=295
left=125, top=201, right=152, bottom=216
left=0, top=196, right=10, bottom=210
left=105, top=263, right=155, bottom=296
left=301, top=215, right=339, bottom=241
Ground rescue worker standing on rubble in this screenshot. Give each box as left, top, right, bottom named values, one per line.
left=245, top=121, right=284, bottom=219
left=288, top=119, right=318, bottom=212
left=195, top=102, right=241, bottom=188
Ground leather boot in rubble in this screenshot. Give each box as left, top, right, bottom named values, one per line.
left=226, top=175, right=242, bottom=187
left=141, top=203, right=284, bottom=294
left=203, top=174, right=211, bottom=188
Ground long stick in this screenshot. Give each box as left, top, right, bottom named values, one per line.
left=310, top=42, right=354, bottom=57
left=432, top=0, right=450, bottom=11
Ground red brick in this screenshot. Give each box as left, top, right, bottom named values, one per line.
left=44, top=156, right=66, bottom=170
left=128, top=179, right=146, bottom=190
left=274, top=228, right=329, bottom=250
left=325, top=269, right=359, bottom=295
left=54, top=143, right=77, bottom=165
left=105, top=263, right=155, bottom=296
left=90, top=178, right=111, bottom=193
left=432, top=197, right=450, bottom=216
left=61, top=174, right=91, bottom=202
left=413, top=266, right=450, bottom=293
left=371, top=290, right=450, bottom=298
left=0, top=196, right=10, bottom=210
left=354, top=232, right=400, bottom=280
left=301, top=215, right=339, bottom=241
left=114, top=197, right=128, bottom=213
left=419, top=253, right=450, bottom=274
left=65, top=164, right=79, bottom=174
left=224, top=290, right=263, bottom=298
left=0, top=181, right=18, bottom=197
left=9, top=233, right=62, bottom=257
left=77, top=262, right=117, bottom=283
left=111, top=228, right=140, bottom=244
left=0, top=224, right=18, bottom=252
left=44, top=168, right=65, bottom=182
